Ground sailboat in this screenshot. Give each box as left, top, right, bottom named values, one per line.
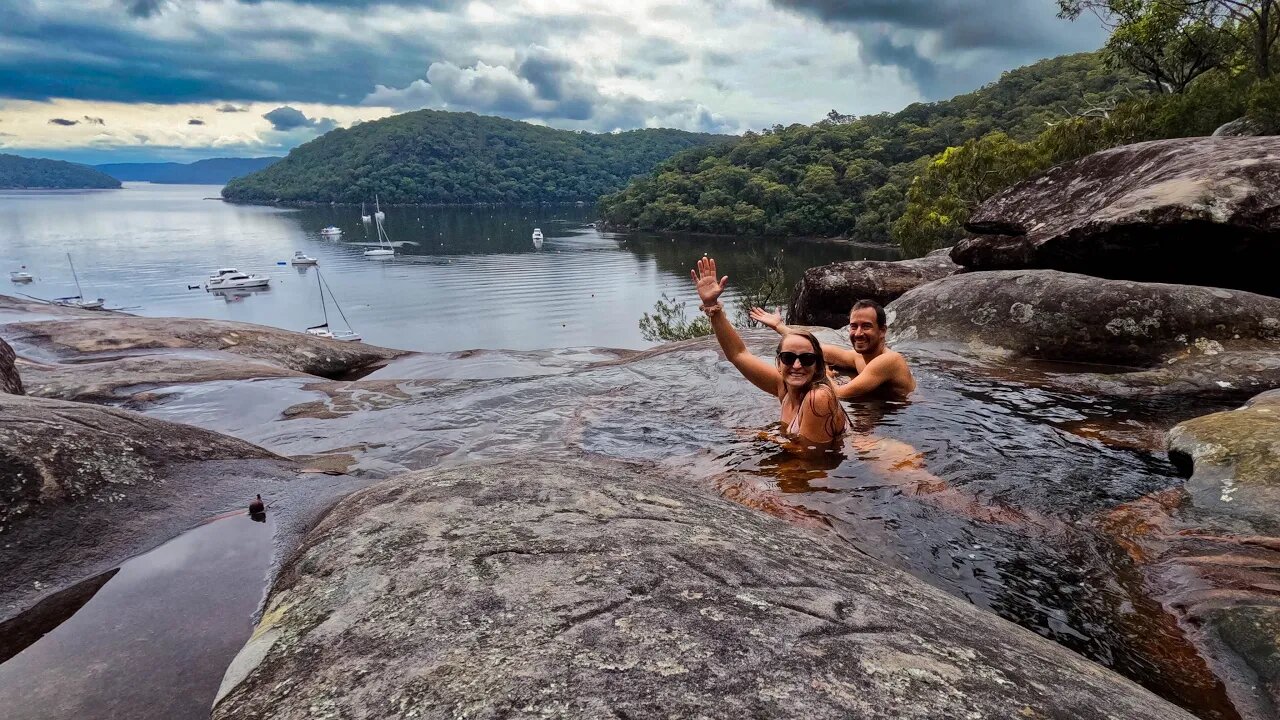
left=53, top=253, right=104, bottom=310
left=305, top=268, right=361, bottom=342
left=360, top=202, right=371, bottom=224
left=364, top=196, right=395, bottom=257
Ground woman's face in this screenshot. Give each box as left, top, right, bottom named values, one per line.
left=778, top=335, right=818, bottom=389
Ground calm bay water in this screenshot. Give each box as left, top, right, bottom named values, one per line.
left=0, top=184, right=891, bottom=351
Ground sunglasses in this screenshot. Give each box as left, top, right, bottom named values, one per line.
left=777, top=351, right=819, bottom=368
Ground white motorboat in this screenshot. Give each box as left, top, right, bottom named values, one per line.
left=213, top=272, right=270, bottom=289
left=364, top=198, right=396, bottom=257
left=306, top=268, right=362, bottom=342
left=291, top=251, right=318, bottom=265
left=9, top=268, right=32, bottom=283
left=532, top=228, right=544, bottom=249
left=206, top=268, right=241, bottom=286
left=320, top=226, right=342, bottom=237
left=55, top=254, right=105, bottom=310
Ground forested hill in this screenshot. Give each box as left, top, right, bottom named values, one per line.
left=97, top=157, right=280, bottom=184
left=0, top=153, right=121, bottom=190
left=599, top=52, right=1141, bottom=241
left=222, top=110, right=727, bottom=204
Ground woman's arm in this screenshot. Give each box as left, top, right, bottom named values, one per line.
left=693, top=258, right=780, bottom=396
left=749, top=307, right=861, bottom=370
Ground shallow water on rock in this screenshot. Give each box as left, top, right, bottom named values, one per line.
left=134, top=334, right=1245, bottom=719
left=0, top=513, right=273, bottom=720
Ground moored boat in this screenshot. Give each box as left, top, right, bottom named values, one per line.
left=320, top=226, right=342, bottom=237
left=291, top=251, right=318, bottom=265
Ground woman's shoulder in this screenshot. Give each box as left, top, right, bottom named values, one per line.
left=803, top=383, right=841, bottom=411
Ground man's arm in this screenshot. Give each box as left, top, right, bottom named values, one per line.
left=750, top=306, right=860, bottom=370
left=833, top=354, right=899, bottom=399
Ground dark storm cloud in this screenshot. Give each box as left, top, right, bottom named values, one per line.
left=263, top=105, right=337, bottom=132
left=188, top=118, right=205, bottom=125
left=120, top=0, right=167, bottom=18
left=263, top=106, right=312, bottom=130
left=0, top=2, right=443, bottom=105
left=769, top=0, right=1108, bottom=97
left=48, top=118, right=79, bottom=126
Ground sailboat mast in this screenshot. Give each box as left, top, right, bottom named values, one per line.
left=67, top=253, right=84, bottom=299
left=316, top=268, right=330, bottom=327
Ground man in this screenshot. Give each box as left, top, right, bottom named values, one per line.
left=750, top=299, right=915, bottom=399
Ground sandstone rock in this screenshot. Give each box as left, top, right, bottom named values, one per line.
left=954, top=137, right=1280, bottom=295
left=0, top=393, right=295, bottom=619
left=212, top=457, right=1192, bottom=720
left=1050, top=350, right=1280, bottom=403
left=886, top=270, right=1280, bottom=366
left=788, top=248, right=958, bottom=328
left=1, top=337, right=21, bottom=395
left=1167, top=389, right=1280, bottom=529
left=16, top=353, right=308, bottom=403
left=2, top=316, right=404, bottom=378
left=1213, top=117, right=1267, bottom=137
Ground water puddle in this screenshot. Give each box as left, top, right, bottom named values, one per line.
left=0, top=512, right=273, bottom=720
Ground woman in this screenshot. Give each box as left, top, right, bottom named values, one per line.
left=691, top=256, right=846, bottom=445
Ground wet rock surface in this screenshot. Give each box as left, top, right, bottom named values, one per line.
left=1, top=337, right=21, bottom=395
left=2, top=315, right=404, bottom=378
left=15, top=353, right=309, bottom=403
left=886, top=269, right=1280, bottom=366
left=954, top=137, right=1280, bottom=295
left=1095, top=391, right=1280, bottom=719
left=1168, top=389, right=1280, bottom=528
left=212, top=457, right=1192, bottom=720
left=0, top=392, right=296, bottom=619
left=788, top=248, right=958, bottom=328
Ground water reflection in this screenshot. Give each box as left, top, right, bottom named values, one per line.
left=0, top=185, right=893, bottom=351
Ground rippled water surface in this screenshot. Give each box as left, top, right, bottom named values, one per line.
left=0, top=184, right=888, bottom=351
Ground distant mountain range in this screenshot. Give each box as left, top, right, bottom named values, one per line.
left=0, top=153, right=121, bottom=190
left=96, top=157, right=282, bottom=185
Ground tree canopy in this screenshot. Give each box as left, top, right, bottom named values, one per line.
left=598, top=52, right=1145, bottom=240
left=222, top=110, right=727, bottom=205
left=0, top=154, right=121, bottom=190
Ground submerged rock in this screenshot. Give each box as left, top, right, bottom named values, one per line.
left=1168, top=389, right=1280, bottom=528
left=213, top=457, right=1192, bottom=720
left=3, top=316, right=404, bottom=378
left=954, top=137, right=1280, bottom=295
left=0, top=392, right=295, bottom=619
left=788, top=248, right=958, bottom=328
left=886, top=270, right=1280, bottom=366
left=1, top=337, right=21, bottom=395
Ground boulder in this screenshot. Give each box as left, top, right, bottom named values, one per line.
left=1213, top=117, right=1268, bottom=137
left=953, top=137, right=1280, bottom=295
left=0, top=392, right=295, bottom=619
left=788, top=248, right=958, bottom=328
left=2, top=316, right=404, bottom=378
left=886, top=269, right=1280, bottom=366
left=1167, top=389, right=1280, bottom=529
left=212, top=457, right=1193, bottom=720
left=1, top=337, right=21, bottom=395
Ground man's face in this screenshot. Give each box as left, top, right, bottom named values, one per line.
left=849, top=307, right=884, bottom=354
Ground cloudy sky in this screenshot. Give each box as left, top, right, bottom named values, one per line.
left=0, top=0, right=1107, bottom=164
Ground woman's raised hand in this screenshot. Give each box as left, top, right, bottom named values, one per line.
left=690, top=255, right=728, bottom=306
left=749, top=306, right=783, bottom=330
